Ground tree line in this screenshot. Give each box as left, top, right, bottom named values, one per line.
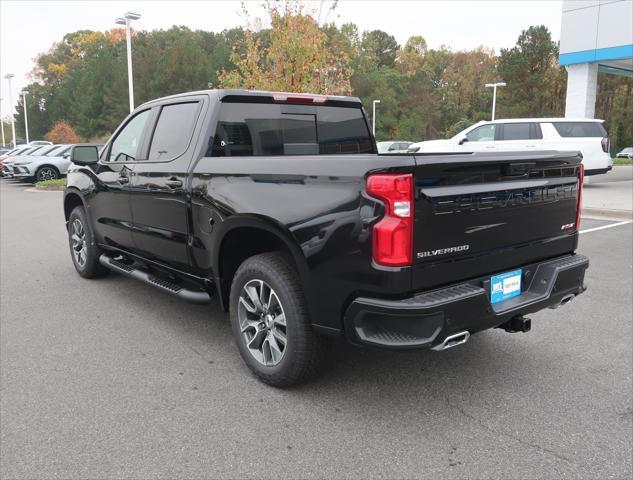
left=3, top=2, right=632, bottom=152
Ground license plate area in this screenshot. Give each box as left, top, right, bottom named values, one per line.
left=490, top=269, right=522, bottom=304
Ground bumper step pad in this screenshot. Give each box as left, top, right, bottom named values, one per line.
left=345, top=254, right=589, bottom=349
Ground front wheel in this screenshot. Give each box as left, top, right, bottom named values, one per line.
left=36, top=166, right=59, bottom=181
left=67, top=206, right=108, bottom=278
left=229, top=252, right=326, bottom=387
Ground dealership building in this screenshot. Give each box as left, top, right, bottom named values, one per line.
left=559, top=0, right=633, bottom=118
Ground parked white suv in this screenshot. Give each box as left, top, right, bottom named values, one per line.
left=408, top=118, right=612, bottom=176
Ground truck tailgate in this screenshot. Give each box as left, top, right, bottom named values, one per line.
left=411, top=151, right=582, bottom=291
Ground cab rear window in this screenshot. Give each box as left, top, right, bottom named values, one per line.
left=552, top=122, right=607, bottom=138
left=209, top=103, right=374, bottom=156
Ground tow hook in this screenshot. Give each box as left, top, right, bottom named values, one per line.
left=501, top=315, right=531, bottom=333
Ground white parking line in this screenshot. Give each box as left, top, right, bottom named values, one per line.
left=579, top=220, right=632, bottom=234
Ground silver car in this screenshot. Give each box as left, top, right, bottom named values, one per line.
left=2, top=146, right=52, bottom=178
left=12, top=145, right=72, bottom=181
left=616, top=147, right=633, bottom=159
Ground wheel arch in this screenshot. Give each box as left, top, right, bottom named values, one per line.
left=214, top=216, right=312, bottom=314
left=63, top=189, right=87, bottom=222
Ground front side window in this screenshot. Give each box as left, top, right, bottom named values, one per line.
left=109, top=109, right=151, bottom=162
left=466, top=124, right=496, bottom=142
left=500, top=123, right=532, bottom=141
left=148, top=102, right=200, bottom=161
left=209, top=103, right=373, bottom=157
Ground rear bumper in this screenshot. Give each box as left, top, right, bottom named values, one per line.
left=344, top=253, right=589, bottom=349
left=585, top=166, right=612, bottom=176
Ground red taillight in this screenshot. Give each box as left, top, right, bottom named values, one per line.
left=576, top=164, right=584, bottom=231
left=601, top=136, right=609, bottom=153
left=366, top=173, right=413, bottom=266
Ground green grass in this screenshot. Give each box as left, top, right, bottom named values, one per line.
left=35, top=178, right=66, bottom=189
left=612, top=157, right=633, bottom=165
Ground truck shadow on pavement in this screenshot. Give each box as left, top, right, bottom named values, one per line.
left=97, top=272, right=557, bottom=402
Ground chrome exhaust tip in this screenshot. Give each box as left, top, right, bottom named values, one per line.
left=432, top=331, right=470, bottom=351
left=550, top=293, right=576, bottom=309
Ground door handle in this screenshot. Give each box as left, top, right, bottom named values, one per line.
left=118, top=176, right=129, bottom=184
left=165, top=178, right=183, bottom=188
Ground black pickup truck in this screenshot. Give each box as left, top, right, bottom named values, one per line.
left=64, top=89, right=589, bottom=386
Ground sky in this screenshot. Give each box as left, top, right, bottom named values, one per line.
left=0, top=0, right=564, bottom=118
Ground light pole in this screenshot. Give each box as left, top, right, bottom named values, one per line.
left=20, top=91, right=29, bottom=144
left=115, top=11, right=141, bottom=113
left=0, top=98, right=5, bottom=147
left=4, top=74, right=16, bottom=148
left=485, top=82, right=506, bottom=120
left=372, top=99, right=381, bottom=137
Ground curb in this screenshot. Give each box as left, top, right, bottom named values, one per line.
left=25, top=186, right=64, bottom=192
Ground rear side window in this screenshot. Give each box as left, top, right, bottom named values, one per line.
left=209, top=103, right=374, bottom=156
left=148, top=102, right=200, bottom=161
left=500, top=123, right=532, bottom=140
left=552, top=122, right=607, bottom=137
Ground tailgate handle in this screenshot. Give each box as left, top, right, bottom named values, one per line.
left=503, top=163, right=535, bottom=177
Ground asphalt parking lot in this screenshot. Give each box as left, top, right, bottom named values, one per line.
left=1, top=178, right=631, bottom=479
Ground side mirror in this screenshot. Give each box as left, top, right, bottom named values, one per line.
left=458, top=137, right=468, bottom=145
left=70, top=144, right=100, bottom=165
left=63, top=153, right=70, bottom=159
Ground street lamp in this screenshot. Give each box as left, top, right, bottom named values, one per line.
left=115, top=11, right=141, bottom=113
left=20, top=91, right=29, bottom=144
left=4, top=74, right=16, bottom=148
left=372, top=99, right=381, bottom=137
left=0, top=98, right=5, bottom=147
left=485, top=82, right=506, bottom=121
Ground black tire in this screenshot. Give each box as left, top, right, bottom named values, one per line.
left=67, top=206, right=109, bottom=279
left=36, top=165, right=59, bottom=181
left=229, top=252, right=326, bottom=387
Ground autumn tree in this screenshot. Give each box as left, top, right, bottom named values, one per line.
left=218, top=1, right=352, bottom=95
left=360, top=30, right=399, bottom=69
left=46, top=121, right=81, bottom=143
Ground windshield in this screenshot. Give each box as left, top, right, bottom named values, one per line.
left=18, top=148, right=38, bottom=155
left=35, top=145, right=59, bottom=156
left=44, top=145, right=67, bottom=156
left=9, top=148, right=30, bottom=156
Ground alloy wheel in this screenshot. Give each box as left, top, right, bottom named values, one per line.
left=238, top=279, right=287, bottom=366
left=71, top=218, right=87, bottom=267
left=38, top=167, right=57, bottom=181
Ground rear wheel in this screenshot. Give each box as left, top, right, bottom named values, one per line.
left=229, top=252, right=326, bottom=387
left=68, top=206, right=108, bottom=278
left=36, top=166, right=59, bottom=181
